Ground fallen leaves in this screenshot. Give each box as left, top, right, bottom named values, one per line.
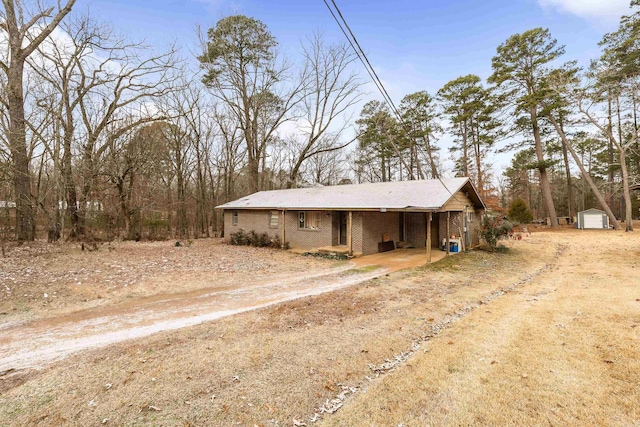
left=0, top=239, right=336, bottom=322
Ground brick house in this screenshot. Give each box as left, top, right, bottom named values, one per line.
left=216, top=177, right=485, bottom=256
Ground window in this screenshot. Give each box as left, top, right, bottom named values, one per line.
left=298, top=211, right=321, bottom=230
left=269, top=211, right=279, bottom=228
left=232, top=210, right=238, bottom=225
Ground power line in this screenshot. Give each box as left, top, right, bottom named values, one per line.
left=321, top=0, right=392, bottom=114
left=322, top=0, right=417, bottom=179
left=321, top=0, right=471, bottom=207
left=323, top=0, right=403, bottom=122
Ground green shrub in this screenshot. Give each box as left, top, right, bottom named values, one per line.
left=481, top=214, right=513, bottom=251
left=247, top=230, right=259, bottom=246
left=229, top=229, right=285, bottom=249
left=230, top=229, right=249, bottom=246
left=507, top=198, right=533, bottom=224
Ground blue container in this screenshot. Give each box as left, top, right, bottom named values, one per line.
left=442, top=242, right=459, bottom=252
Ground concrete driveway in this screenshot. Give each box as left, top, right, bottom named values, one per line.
left=351, top=247, right=449, bottom=272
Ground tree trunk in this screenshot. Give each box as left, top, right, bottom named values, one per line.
left=561, top=141, right=576, bottom=222
left=634, top=95, right=639, bottom=177
left=7, top=61, right=35, bottom=241
left=116, top=179, right=133, bottom=240
left=530, top=107, right=558, bottom=227
left=618, top=147, right=634, bottom=232
left=424, top=134, right=439, bottom=179
left=247, top=152, right=260, bottom=194
left=548, top=114, right=621, bottom=230
left=176, top=162, right=187, bottom=238
left=3, top=0, right=76, bottom=240
left=616, top=96, right=625, bottom=220
left=472, top=120, right=484, bottom=197
left=559, top=120, right=575, bottom=223
left=607, top=96, right=615, bottom=209
left=414, top=145, right=424, bottom=180
left=62, top=130, right=79, bottom=239
left=166, top=180, right=173, bottom=236
left=461, top=121, right=469, bottom=176
left=381, top=154, right=387, bottom=182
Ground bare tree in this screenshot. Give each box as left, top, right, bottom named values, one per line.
left=29, top=16, right=180, bottom=237
left=28, top=15, right=109, bottom=238
left=159, top=81, right=217, bottom=238
left=211, top=107, right=246, bottom=203
left=285, top=34, right=362, bottom=188
left=300, top=145, right=347, bottom=186
left=102, top=120, right=167, bottom=240
left=155, top=84, right=206, bottom=239
left=0, top=0, right=75, bottom=240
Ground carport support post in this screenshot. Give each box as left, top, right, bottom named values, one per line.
left=426, top=212, right=432, bottom=263
left=347, top=211, right=353, bottom=256
left=281, top=210, right=286, bottom=249
left=446, top=211, right=450, bottom=255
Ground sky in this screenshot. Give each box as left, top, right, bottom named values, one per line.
left=83, top=0, right=634, bottom=175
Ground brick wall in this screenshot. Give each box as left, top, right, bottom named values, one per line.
left=406, top=212, right=426, bottom=248
left=224, top=210, right=279, bottom=239
left=436, top=211, right=484, bottom=249
left=284, top=211, right=333, bottom=249
left=439, top=212, right=464, bottom=241
left=405, top=212, right=441, bottom=248
left=224, top=209, right=334, bottom=249
left=351, top=212, right=363, bottom=254
left=361, top=212, right=399, bottom=255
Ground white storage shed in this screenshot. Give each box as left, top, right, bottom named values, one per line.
left=576, top=208, right=609, bottom=229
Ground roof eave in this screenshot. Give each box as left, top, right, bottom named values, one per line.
left=216, top=206, right=442, bottom=212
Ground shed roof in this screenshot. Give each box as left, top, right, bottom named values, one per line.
left=216, top=177, right=485, bottom=211
left=579, top=208, right=606, bottom=214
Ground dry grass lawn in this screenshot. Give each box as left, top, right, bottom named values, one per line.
left=322, top=230, right=640, bottom=427
left=0, top=228, right=638, bottom=426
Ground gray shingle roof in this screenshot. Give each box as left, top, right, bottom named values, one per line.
left=216, top=178, right=482, bottom=211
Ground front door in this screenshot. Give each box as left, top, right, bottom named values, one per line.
left=339, top=212, right=347, bottom=245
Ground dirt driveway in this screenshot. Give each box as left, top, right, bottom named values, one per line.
left=1, top=241, right=424, bottom=373
left=0, top=267, right=379, bottom=372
